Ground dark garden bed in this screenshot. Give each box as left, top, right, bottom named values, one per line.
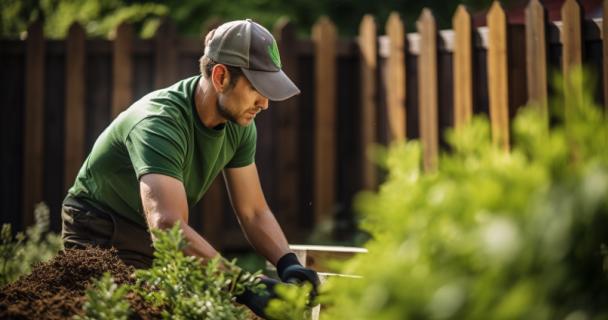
left=0, top=246, right=162, bottom=319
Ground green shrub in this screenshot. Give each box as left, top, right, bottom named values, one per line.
left=266, top=282, right=314, bottom=320
left=323, top=69, right=608, bottom=319
left=0, top=202, right=63, bottom=286
left=133, top=223, right=264, bottom=319
left=75, top=273, right=131, bottom=320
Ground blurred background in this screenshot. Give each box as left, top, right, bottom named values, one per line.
left=1, top=0, right=503, bottom=39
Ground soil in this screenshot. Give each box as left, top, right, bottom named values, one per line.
left=0, top=246, right=162, bottom=319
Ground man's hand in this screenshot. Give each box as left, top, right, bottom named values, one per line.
left=235, top=277, right=279, bottom=319
left=276, top=253, right=320, bottom=296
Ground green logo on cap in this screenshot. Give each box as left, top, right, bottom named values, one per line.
left=268, top=40, right=282, bottom=69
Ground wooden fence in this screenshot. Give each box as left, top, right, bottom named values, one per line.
left=1, top=0, right=606, bottom=250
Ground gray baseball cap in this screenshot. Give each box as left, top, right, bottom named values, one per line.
left=204, top=19, right=300, bottom=101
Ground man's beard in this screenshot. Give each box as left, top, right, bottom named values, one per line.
left=217, top=96, right=239, bottom=124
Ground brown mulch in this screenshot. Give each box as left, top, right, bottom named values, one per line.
left=0, top=247, right=162, bottom=320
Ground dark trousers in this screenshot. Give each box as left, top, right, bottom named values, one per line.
left=61, top=196, right=154, bottom=269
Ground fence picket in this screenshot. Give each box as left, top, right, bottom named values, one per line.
left=453, top=5, right=474, bottom=130
left=273, top=19, right=300, bottom=238
left=64, top=23, right=86, bottom=193
left=487, top=1, right=510, bottom=151
left=23, top=21, right=45, bottom=226
left=562, top=0, right=583, bottom=78
left=154, top=19, right=178, bottom=89
left=385, top=12, right=406, bottom=141
left=526, top=0, right=549, bottom=115
left=603, top=0, right=608, bottom=112
left=112, top=22, right=133, bottom=118
left=417, top=9, right=439, bottom=172
left=313, top=17, right=337, bottom=226
left=359, top=15, right=378, bottom=187
left=561, top=0, right=584, bottom=113
left=201, top=177, right=225, bottom=246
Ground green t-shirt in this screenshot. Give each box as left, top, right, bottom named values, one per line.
left=67, top=75, right=257, bottom=226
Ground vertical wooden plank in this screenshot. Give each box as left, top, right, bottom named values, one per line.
left=525, top=0, right=548, bottom=115
left=273, top=19, right=300, bottom=239
left=603, top=0, right=608, bottom=112
left=201, top=177, right=226, bottom=247
left=112, top=22, right=133, bottom=118
left=23, top=21, right=45, bottom=226
left=487, top=1, right=510, bottom=151
left=359, top=15, right=377, bottom=187
left=385, top=12, right=406, bottom=141
left=561, top=0, right=583, bottom=83
left=312, top=17, right=337, bottom=226
left=154, top=18, right=178, bottom=89
left=453, top=5, right=474, bottom=130
left=417, top=9, right=439, bottom=171
left=64, top=23, right=86, bottom=192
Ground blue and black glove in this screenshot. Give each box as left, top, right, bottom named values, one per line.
left=235, top=276, right=279, bottom=319
left=276, top=252, right=321, bottom=299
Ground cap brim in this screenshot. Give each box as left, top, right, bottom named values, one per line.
left=241, top=68, right=300, bottom=101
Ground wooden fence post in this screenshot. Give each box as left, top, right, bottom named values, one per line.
left=23, top=20, right=45, bottom=226
left=561, top=0, right=584, bottom=115
left=487, top=1, right=510, bottom=151
left=525, top=0, right=549, bottom=116
left=112, top=22, right=133, bottom=118
left=417, top=9, right=439, bottom=172
left=359, top=15, right=378, bottom=187
left=453, top=5, right=474, bottom=130
left=561, top=0, right=583, bottom=81
left=603, top=0, right=608, bottom=112
left=64, top=23, right=86, bottom=192
left=201, top=177, right=225, bottom=246
left=385, top=12, right=406, bottom=142
left=154, top=18, right=178, bottom=89
left=312, top=17, right=337, bottom=226
left=273, top=19, right=300, bottom=238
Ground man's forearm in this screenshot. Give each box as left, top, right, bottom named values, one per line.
left=239, top=209, right=291, bottom=265
left=149, top=217, right=220, bottom=261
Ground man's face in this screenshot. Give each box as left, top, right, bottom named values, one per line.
left=217, top=75, right=269, bottom=126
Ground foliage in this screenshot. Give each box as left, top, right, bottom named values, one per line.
left=323, top=68, right=608, bottom=320
left=133, top=223, right=264, bottom=320
left=74, top=272, right=131, bottom=320
left=1, top=0, right=512, bottom=38
left=266, top=282, right=314, bottom=320
left=0, top=0, right=167, bottom=38
left=0, top=202, right=63, bottom=287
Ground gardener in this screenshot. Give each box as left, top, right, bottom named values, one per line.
left=61, top=19, right=319, bottom=317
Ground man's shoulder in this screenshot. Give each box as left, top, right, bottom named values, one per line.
left=118, top=76, right=200, bottom=133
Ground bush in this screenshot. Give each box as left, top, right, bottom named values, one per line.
left=323, top=69, right=608, bottom=319
left=0, top=202, right=63, bottom=286
left=266, top=282, right=314, bottom=320
left=75, top=273, right=131, bottom=320
left=132, top=223, right=264, bottom=319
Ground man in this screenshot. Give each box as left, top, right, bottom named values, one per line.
left=61, top=19, right=319, bottom=318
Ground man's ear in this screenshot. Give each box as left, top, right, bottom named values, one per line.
left=211, top=64, right=230, bottom=93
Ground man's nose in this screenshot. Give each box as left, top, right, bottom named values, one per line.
left=257, top=96, right=269, bottom=111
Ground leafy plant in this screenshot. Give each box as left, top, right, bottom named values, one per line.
left=134, top=222, right=264, bottom=319
left=74, top=272, right=131, bottom=320
left=323, top=68, right=608, bottom=319
left=0, top=202, right=63, bottom=286
left=265, top=282, right=314, bottom=320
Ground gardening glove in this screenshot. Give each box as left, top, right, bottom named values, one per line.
left=236, top=276, right=279, bottom=319
left=276, top=252, right=321, bottom=301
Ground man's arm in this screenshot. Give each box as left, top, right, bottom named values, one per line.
left=223, top=163, right=291, bottom=265
left=139, top=173, right=220, bottom=260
